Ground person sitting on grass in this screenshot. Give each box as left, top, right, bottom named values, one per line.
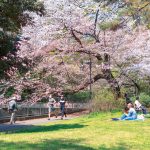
left=112, top=103, right=137, bottom=121
left=120, top=106, right=129, bottom=120
left=121, top=103, right=137, bottom=120
left=112, top=107, right=129, bottom=121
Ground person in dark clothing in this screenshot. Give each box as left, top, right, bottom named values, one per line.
left=59, top=95, right=67, bottom=120
left=126, top=97, right=132, bottom=104
left=124, top=93, right=132, bottom=104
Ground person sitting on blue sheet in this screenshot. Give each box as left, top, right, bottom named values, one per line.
left=112, top=103, right=137, bottom=121
left=121, top=103, right=137, bottom=120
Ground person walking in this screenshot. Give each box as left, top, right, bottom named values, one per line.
left=59, top=95, right=67, bottom=120
left=47, top=95, right=57, bottom=120
left=8, top=94, right=18, bottom=124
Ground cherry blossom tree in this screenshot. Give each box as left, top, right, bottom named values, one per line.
left=0, top=0, right=150, bottom=105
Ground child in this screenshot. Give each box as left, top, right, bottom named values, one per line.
left=112, top=107, right=129, bottom=121
left=120, top=107, right=129, bottom=120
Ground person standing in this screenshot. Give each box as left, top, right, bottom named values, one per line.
left=47, top=95, right=57, bottom=120
left=124, top=93, right=132, bottom=104
left=8, top=94, right=18, bottom=124
left=59, top=95, right=67, bottom=120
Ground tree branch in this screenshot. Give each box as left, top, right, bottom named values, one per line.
left=71, top=29, right=83, bottom=48
left=94, top=9, right=99, bottom=36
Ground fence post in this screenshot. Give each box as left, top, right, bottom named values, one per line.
left=40, top=103, right=42, bottom=116
left=27, top=104, right=29, bottom=117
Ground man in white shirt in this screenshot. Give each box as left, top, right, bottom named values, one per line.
left=134, top=99, right=142, bottom=109
left=134, top=97, right=147, bottom=114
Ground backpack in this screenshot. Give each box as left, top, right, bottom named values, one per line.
left=11, top=103, right=16, bottom=110
left=9, top=101, right=16, bottom=111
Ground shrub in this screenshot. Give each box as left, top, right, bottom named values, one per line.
left=91, top=88, right=124, bottom=112
left=66, top=91, right=90, bottom=102
left=99, top=20, right=120, bottom=31
left=139, top=93, right=150, bottom=107
left=4, top=86, right=15, bottom=98
left=21, top=88, right=34, bottom=100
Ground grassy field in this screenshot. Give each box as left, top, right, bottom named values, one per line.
left=0, top=112, right=150, bottom=150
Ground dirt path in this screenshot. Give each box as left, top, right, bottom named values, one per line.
left=0, top=111, right=89, bottom=132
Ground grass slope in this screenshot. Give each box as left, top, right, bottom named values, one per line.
left=0, top=112, right=150, bottom=150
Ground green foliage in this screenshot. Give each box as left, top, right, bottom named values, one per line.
left=21, top=88, right=34, bottom=100
left=1, top=112, right=150, bottom=149
left=40, top=97, right=48, bottom=103
left=4, top=86, right=15, bottom=98
left=0, top=53, right=30, bottom=79
left=0, top=0, right=45, bottom=79
left=0, top=60, right=9, bottom=79
left=93, top=0, right=118, bottom=5
left=99, top=20, right=120, bottom=31
left=131, top=92, right=150, bottom=107
left=137, top=79, right=150, bottom=95
left=147, top=23, right=150, bottom=29
left=121, top=0, right=150, bottom=27
left=139, top=93, right=150, bottom=107
left=0, top=32, right=15, bottom=56
left=92, top=88, right=124, bottom=111
left=66, top=91, right=91, bottom=102
left=0, top=0, right=44, bottom=32
left=0, top=0, right=44, bottom=56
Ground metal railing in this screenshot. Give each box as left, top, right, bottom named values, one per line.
left=0, top=102, right=90, bottom=121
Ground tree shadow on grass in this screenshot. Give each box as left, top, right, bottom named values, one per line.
left=2, top=123, right=87, bottom=134
left=98, top=143, right=129, bottom=150
left=0, top=139, right=95, bottom=150
left=0, top=139, right=131, bottom=150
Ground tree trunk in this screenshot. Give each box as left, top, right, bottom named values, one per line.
left=102, top=53, right=121, bottom=99
left=103, top=69, right=121, bottom=99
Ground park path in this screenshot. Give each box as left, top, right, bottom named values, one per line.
left=0, top=111, right=88, bottom=132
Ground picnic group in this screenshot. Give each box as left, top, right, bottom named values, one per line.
left=112, top=93, right=147, bottom=121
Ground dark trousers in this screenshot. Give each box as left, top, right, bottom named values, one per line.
left=141, top=106, right=147, bottom=114
left=60, top=106, right=67, bottom=118
left=136, top=106, right=147, bottom=114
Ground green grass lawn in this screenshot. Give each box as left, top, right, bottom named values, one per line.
left=0, top=112, right=150, bottom=150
